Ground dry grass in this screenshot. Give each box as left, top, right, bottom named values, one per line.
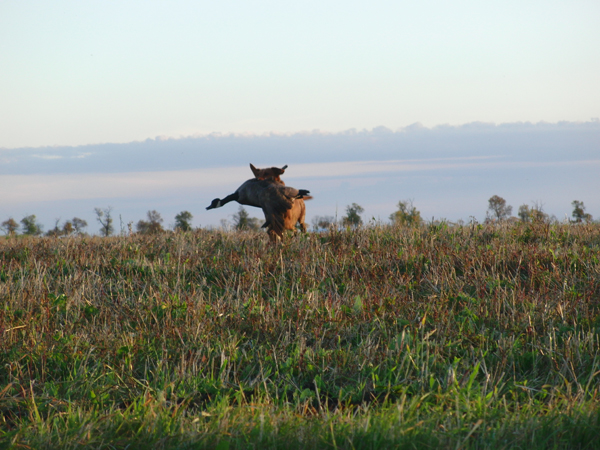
left=1, top=222, right=600, bottom=448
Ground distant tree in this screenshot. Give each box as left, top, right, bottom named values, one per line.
left=531, top=202, right=550, bottom=223
left=390, top=200, right=422, bottom=226
left=517, top=204, right=531, bottom=222
left=312, top=215, right=336, bottom=231
left=136, top=220, right=149, bottom=234
left=517, top=201, right=549, bottom=223
left=72, top=217, right=88, bottom=235
left=343, top=203, right=364, bottom=227
left=21, top=215, right=43, bottom=236
left=137, top=210, right=164, bottom=234
left=486, top=195, right=512, bottom=221
left=46, top=218, right=85, bottom=237
left=232, top=206, right=261, bottom=231
left=174, top=211, right=193, bottom=232
left=1, top=218, right=19, bottom=236
left=45, top=219, right=63, bottom=237
left=62, top=220, right=74, bottom=235
left=571, top=200, right=593, bottom=224
left=95, top=207, right=114, bottom=237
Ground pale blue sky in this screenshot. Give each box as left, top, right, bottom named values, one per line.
left=2, top=0, right=599, bottom=148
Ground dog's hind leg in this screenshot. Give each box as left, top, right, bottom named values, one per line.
left=298, top=200, right=307, bottom=232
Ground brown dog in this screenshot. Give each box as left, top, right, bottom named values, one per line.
left=249, top=164, right=312, bottom=240
left=206, top=164, right=311, bottom=242
left=250, top=163, right=287, bottom=185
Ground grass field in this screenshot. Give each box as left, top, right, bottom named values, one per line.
left=1, top=222, right=600, bottom=449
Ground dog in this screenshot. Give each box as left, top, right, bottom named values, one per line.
left=250, top=164, right=312, bottom=238
left=206, top=164, right=311, bottom=241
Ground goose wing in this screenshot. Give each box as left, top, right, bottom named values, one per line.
left=260, top=185, right=310, bottom=210
left=258, top=185, right=292, bottom=235
left=278, top=186, right=307, bottom=199
left=235, top=179, right=278, bottom=207
left=258, top=185, right=311, bottom=235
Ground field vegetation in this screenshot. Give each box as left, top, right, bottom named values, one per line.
left=1, top=222, right=600, bottom=448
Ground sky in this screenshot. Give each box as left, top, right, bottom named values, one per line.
left=1, top=1, right=599, bottom=233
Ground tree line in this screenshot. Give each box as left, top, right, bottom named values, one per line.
left=92, top=207, right=194, bottom=236
left=0, top=209, right=194, bottom=237
left=0, top=215, right=88, bottom=237
left=485, top=196, right=594, bottom=224
left=1, top=198, right=594, bottom=237
left=216, top=196, right=594, bottom=233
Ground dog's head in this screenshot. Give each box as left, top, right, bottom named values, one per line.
left=250, top=164, right=288, bottom=184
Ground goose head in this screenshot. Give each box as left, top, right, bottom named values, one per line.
left=206, top=199, right=222, bottom=210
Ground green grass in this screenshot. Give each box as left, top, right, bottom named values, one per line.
left=1, top=222, right=600, bottom=449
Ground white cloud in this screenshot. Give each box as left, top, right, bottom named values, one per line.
left=72, top=152, right=92, bottom=159
left=31, top=154, right=64, bottom=160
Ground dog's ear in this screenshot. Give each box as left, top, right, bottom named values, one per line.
left=250, top=164, right=260, bottom=177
